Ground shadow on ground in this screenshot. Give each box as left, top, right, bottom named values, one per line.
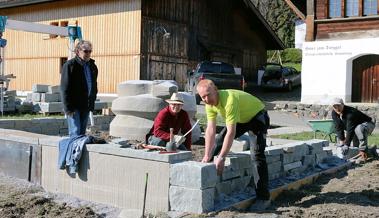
left=245, top=84, right=301, bottom=103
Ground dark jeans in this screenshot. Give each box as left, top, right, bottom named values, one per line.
left=212, top=110, right=270, bottom=200
left=67, top=110, right=89, bottom=137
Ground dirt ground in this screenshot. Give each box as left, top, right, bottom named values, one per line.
left=1, top=159, right=378, bottom=218
left=213, top=160, right=379, bottom=218
left=0, top=174, right=119, bottom=218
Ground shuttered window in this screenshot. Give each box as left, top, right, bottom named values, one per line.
left=363, top=0, right=378, bottom=15
left=346, top=0, right=359, bottom=17
left=329, top=0, right=342, bottom=18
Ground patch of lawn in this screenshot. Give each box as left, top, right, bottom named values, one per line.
left=0, top=113, right=64, bottom=120
left=271, top=131, right=379, bottom=145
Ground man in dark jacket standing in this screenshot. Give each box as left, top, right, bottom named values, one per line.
left=331, top=98, right=375, bottom=161
left=60, top=40, right=98, bottom=137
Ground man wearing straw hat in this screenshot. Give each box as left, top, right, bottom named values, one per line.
left=147, top=92, right=192, bottom=150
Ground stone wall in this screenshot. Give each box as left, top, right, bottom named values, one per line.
left=168, top=139, right=336, bottom=213
left=0, top=115, right=114, bottom=136
left=273, top=102, right=379, bottom=125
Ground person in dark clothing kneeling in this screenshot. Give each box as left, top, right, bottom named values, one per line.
left=331, top=98, right=376, bottom=162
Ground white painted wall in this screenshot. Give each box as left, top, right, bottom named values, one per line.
left=301, top=37, right=379, bottom=104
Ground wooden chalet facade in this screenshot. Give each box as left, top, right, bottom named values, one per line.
left=0, top=0, right=283, bottom=94
left=286, top=0, right=379, bottom=103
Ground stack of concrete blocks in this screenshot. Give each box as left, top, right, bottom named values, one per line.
left=110, top=80, right=201, bottom=142
left=0, top=89, right=16, bottom=112
left=27, top=84, right=63, bottom=113
left=169, top=153, right=253, bottom=213
left=264, top=139, right=334, bottom=180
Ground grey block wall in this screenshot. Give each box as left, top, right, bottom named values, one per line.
left=0, top=115, right=114, bottom=136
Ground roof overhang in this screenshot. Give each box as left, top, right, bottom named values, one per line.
left=243, top=0, right=284, bottom=50
left=283, top=0, right=307, bottom=20
left=0, top=0, right=54, bottom=9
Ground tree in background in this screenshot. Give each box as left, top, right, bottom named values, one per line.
left=251, top=0, right=297, bottom=48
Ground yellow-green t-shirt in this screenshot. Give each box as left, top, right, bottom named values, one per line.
left=205, top=89, right=265, bottom=125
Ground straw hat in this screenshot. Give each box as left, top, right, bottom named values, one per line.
left=166, top=92, right=184, bottom=105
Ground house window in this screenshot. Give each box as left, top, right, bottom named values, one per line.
left=49, top=21, right=59, bottom=38
left=363, top=0, right=378, bottom=15
left=329, top=0, right=342, bottom=18
left=345, top=0, right=359, bottom=17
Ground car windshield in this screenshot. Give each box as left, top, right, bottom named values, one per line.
left=263, top=64, right=282, bottom=77
left=197, top=62, right=234, bottom=74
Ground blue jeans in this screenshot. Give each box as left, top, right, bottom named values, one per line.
left=67, top=110, right=89, bottom=137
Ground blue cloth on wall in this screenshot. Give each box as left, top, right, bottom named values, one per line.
left=58, top=135, right=94, bottom=174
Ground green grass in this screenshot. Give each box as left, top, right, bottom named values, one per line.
left=283, top=62, right=302, bottom=72
left=271, top=131, right=379, bottom=145
left=0, top=113, right=64, bottom=120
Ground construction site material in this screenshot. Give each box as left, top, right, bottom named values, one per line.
left=110, top=80, right=201, bottom=143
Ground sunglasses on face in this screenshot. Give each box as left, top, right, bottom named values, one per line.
left=82, top=49, right=92, bottom=54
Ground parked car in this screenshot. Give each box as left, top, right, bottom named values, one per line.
left=260, top=63, right=301, bottom=91
left=186, top=61, right=245, bottom=104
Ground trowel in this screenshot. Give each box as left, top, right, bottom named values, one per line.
left=173, top=120, right=200, bottom=147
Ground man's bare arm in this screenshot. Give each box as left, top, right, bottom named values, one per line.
left=202, top=120, right=216, bottom=162
left=218, top=123, right=236, bottom=159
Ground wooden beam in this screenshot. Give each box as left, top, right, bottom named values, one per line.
left=305, top=15, right=315, bottom=41
left=284, top=0, right=306, bottom=20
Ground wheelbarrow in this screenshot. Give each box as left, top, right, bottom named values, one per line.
left=307, top=119, right=337, bottom=142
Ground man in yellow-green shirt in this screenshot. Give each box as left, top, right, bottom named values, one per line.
left=197, top=79, right=270, bottom=210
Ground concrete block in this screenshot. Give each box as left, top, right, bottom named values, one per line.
left=226, top=153, right=251, bottom=171
left=0, top=120, right=15, bottom=129
left=94, top=101, right=108, bottom=110
left=265, top=146, right=284, bottom=156
left=283, top=161, right=302, bottom=171
left=32, top=84, right=49, bottom=93
left=111, top=95, right=166, bottom=119
left=269, top=172, right=283, bottom=181
left=282, top=152, right=303, bottom=164
left=109, top=115, right=153, bottom=141
left=41, top=93, right=60, bottom=102
left=151, top=80, right=178, bottom=98
left=36, top=102, right=63, bottom=113
left=26, top=93, right=33, bottom=102
left=231, top=176, right=251, bottom=192
left=266, top=155, right=281, bottom=164
left=170, top=161, right=218, bottom=189
left=5, top=90, right=16, bottom=96
left=48, top=85, right=60, bottom=94
left=283, top=142, right=309, bottom=156
left=267, top=161, right=282, bottom=174
left=32, top=93, right=41, bottom=102
left=179, top=92, right=197, bottom=118
left=215, top=180, right=232, bottom=196
left=117, top=80, right=153, bottom=97
left=315, top=151, right=328, bottom=164
left=240, top=167, right=253, bottom=177
left=221, top=165, right=240, bottom=181
left=305, top=139, right=328, bottom=154
left=230, top=140, right=248, bottom=152
left=190, top=119, right=201, bottom=144
left=302, top=154, right=316, bottom=168
left=169, top=186, right=214, bottom=213
left=14, top=120, right=33, bottom=129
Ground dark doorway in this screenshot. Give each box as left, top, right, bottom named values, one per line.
left=352, top=54, right=379, bottom=103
